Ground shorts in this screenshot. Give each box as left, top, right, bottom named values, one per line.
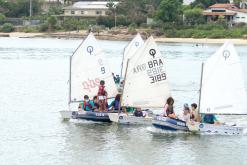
left=98, top=96, right=106, bottom=100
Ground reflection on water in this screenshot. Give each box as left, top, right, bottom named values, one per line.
left=0, top=37, right=247, bottom=165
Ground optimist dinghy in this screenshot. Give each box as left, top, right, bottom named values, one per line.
left=109, top=36, right=171, bottom=125
left=60, top=33, right=118, bottom=121
left=187, top=41, right=247, bottom=135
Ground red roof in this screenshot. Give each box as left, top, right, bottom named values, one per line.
left=209, top=3, right=236, bottom=8
left=203, top=12, right=236, bottom=16
left=228, top=8, right=247, bottom=13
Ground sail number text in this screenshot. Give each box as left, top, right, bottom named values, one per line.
left=132, top=58, right=166, bottom=84
left=147, top=59, right=166, bottom=84
left=98, top=58, right=105, bottom=74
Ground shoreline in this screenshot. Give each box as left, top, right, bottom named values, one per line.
left=1, top=31, right=247, bottom=45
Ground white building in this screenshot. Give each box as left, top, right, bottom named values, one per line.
left=203, top=3, right=247, bottom=24
left=63, top=1, right=118, bottom=17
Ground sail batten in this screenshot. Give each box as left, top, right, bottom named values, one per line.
left=70, top=33, right=118, bottom=102
left=121, top=36, right=171, bottom=108
left=200, top=41, right=247, bottom=115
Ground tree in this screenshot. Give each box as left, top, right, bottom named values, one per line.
left=0, top=13, right=6, bottom=24
left=117, top=0, right=148, bottom=25
left=47, top=16, right=57, bottom=31
left=0, top=0, right=42, bottom=17
left=191, top=0, right=230, bottom=9
left=155, top=0, right=183, bottom=23
left=184, top=8, right=205, bottom=25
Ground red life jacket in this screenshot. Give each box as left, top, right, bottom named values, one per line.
left=83, top=101, right=93, bottom=110
left=98, top=85, right=106, bottom=96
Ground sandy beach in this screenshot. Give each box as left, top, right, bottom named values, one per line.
left=1, top=31, right=247, bottom=45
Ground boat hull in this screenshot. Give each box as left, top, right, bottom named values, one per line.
left=152, top=116, right=189, bottom=131
left=108, top=113, right=152, bottom=125
left=72, top=111, right=111, bottom=122
left=60, top=110, right=76, bottom=120
left=188, top=122, right=244, bottom=135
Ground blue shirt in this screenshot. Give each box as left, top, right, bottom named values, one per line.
left=80, top=100, right=94, bottom=111
left=202, top=114, right=218, bottom=124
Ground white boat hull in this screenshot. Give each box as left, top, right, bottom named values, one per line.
left=60, top=110, right=75, bottom=120
left=188, top=122, right=244, bottom=135
left=108, top=113, right=152, bottom=125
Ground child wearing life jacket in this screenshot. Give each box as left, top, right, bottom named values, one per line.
left=108, top=94, right=121, bottom=112
left=98, top=80, right=107, bottom=112
left=78, top=95, right=94, bottom=111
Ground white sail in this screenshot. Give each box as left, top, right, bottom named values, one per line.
left=121, top=36, right=171, bottom=108
left=121, top=33, right=144, bottom=77
left=70, top=33, right=118, bottom=102
left=200, top=41, right=247, bottom=114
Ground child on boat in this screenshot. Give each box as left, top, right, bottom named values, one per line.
left=98, top=80, right=107, bottom=112
left=178, top=103, right=191, bottom=122
left=202, top=114, right=220, bottom=125
left=92, top=96, right=100, bottom=112
left=134, top=107, right=144, bottom=117
left=190, top=103, right=200, bottom=122
left=108, top=94, right=121, bottom=112
left=78, top=95, right=94, bottom=111
left=162, top=97, right=177, bottom=119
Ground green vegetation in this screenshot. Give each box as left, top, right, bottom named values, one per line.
left=0, top=0, right=42, bottom=17
left=164, top=23, right=247, bottom=38
left=1, top=23, right=14, bottom=32
left=0, top=13, right=6, bottom=25
left=0, top=0, right=246, bottom=38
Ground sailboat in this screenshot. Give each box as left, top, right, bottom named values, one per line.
left=121, top=33, right=144, bottom=78
left=109, top=36, right=171, bottom=124
left=60, top=33, right=118, bottom=121
left=188, top=41, right=247, bottom=135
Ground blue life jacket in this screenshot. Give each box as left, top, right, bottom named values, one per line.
left=114, top=100, right=120, bottom=110
left=203, top=114, right=216, bottom=124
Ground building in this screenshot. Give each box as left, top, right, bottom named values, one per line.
left=62, top=1, right=118, bottom=18
left=203, top=3, right=247, bottom=24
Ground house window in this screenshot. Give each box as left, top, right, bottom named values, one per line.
left=71, top=10, right=75, bottom=14
left=81, top=11, right=84, bottom=14
left=236, top=17, right=240, bottom=18
left=96, top=11, right=102, bottom=15
left=242, top=17, right=245, bottom=18
left=212, top=9, right=226, bottom=12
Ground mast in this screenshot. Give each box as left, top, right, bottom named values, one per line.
left=120, top=47, right=126, bottom=78
left=198, top=62, right=204, bottom=114
left=68, top=56, right=72, bottom=110
left=119, top=59, right=130, bottom=114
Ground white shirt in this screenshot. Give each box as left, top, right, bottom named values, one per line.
left=179, top=113, right=191, bottom=122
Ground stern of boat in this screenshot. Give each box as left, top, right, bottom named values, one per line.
left=60, top=110, right=75, bottom=120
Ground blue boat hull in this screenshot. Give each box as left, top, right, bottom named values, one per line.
left=152, top=116, right=189, bottom=132
left=72, top=111, right=112, bottom=122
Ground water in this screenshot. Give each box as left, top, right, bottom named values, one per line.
left=0, top=37, right=247, bottom=165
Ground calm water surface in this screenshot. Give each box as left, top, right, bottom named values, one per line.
left=0, top=37, right=247, bottom=165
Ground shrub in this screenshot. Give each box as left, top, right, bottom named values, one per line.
left=22, top=26, right=39, bottom=33
left=128, top=23, right=137, bottom=33
left=196, top=23, right=224, bottom=30
left=96, top=16, right=114, bottom=28
left=63, top=18, right=90, bottom=31
left=1, top=23, right=14, bottom=32
left=0, top=13, right=6, bottom=25
left=39, top=23, right=49, bottom=32
left=47, top=16, right=57, bottom=31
